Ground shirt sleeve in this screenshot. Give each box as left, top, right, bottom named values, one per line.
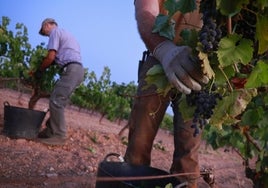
left=47, top=28, right=60, bottom=52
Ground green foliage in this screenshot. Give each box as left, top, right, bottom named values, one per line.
left=0, top=16, right=140, bottom=125
left=148, top=1, right=268, bottom=185
left=217, top=0, right=248, bottom=16
left=160, top=113, right=174, bottom=131
left=217, top=34, right=253, bottom=67
left=0, top=16, right=31, bottom=78
left=0, top=16, right=59, bottom=92
left=245, top=60, right=268, bottom=88
left=71, top=67, right=137, bottom=122
left=256, top=14, right=268, bottom=54
left=152, top=0, right=197, bottom=40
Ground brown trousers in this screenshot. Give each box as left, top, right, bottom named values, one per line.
left=124, top=53, right=201, bottom=186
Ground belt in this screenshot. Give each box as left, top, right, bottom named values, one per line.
left=61, top=62, right=82, bottom=69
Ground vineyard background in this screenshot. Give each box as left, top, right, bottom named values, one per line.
left=1, top=1, right=268, bottom=185
left=0, top=87, right=254, bottom=187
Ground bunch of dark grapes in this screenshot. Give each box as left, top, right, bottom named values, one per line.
left=199, top=0, right=222, bottom=53
left=186, top=86, right=222, bottom=136
left=233, top=1, right=257, bottom=41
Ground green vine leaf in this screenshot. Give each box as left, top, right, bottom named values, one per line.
left=241, top=107, right=264, bottom=126
left=164, top=0, right=196, bottom=15
left=209, top=88, right=257, bottom=128
left=144, top=64, right=172, bottom=96
left=245, top=60, right=268, bottom=88
left=152, top=14, right=175, bottom=40
left=217, top=0, right=249, bottom=16
left=152, top=0, right=197, bottom=40
left=256, top=13, right=268, bottom=54
left=179, top=29, right=199, bottom=50
left=178, top=94, right=195, bottom=121
left=217, top=34, right=253, bottom=67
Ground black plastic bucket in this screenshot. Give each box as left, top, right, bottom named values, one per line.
left=3, top=101, right=47, bottom=139
left=95, top=153, right=180, bottom=188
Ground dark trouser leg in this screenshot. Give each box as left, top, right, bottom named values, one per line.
left=124, top=52, right=201, bottom=187
left=124, top=55, right=170, bottom=165
left=171, top=96, right=201, bottom=187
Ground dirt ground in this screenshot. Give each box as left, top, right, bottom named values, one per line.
left=0, top=88, right=254, bottom=188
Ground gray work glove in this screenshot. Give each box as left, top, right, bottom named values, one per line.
left=153, top=40, right=209, bottom=94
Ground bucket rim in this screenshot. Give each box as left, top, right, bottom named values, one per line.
left=4, top=101, right=49, bottom=113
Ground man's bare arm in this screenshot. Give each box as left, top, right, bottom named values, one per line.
left=134, top=0, right=166, bottom=52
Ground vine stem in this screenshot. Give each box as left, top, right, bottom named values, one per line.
left=232, top=124, right=262, bottom=152
left=218, top=66, right=233, bottom=92
left=243, top=128, right=262, bottom=152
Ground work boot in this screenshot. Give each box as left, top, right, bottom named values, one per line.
left=38, top=119, right=53, bottom=138
left=38, top=128, right=53, bottom=138
left=38, top=136, right=66, bottom=146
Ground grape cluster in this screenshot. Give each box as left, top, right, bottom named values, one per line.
left=186, top=87, right=222, bottom=136
left=199, top=0, right=222, bottom=53
left=233, top=2, right=257, bottom=41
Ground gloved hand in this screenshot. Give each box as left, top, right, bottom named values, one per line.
left=153, top=40, right=209, bottom=94
left=34, top=68, right=43, bottom=80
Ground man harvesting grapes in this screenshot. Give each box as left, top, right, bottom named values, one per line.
left=124, top=0, right=210, bottom=187
left=36, top=18, right=84, bottom=146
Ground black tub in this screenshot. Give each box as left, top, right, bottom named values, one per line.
left=3, top=101, right=47, bottom=139
left=95, top=153, right=180, bottom=188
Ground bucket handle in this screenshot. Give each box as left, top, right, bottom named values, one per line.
left=4, top=101, right=49, bottom=113
left=4, top=101, right=10, bottom=106
left=103, top=153, right=124, bottom=162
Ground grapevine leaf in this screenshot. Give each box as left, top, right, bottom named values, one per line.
left=210, top=88, right=257, bottom=128
left=256, top=13, right=268, bottom=54
left=144, top=64, right=172, bottom=96
left=198, top=51, right=215, bottom=79
left=164, top=0, right=196, bottom=15
left=178, top=94, right=195, bottom=121
left=179, top=29, right=199, bottom=50
left=256, top=0, right=268, bottom=9
left=152, top=14, right=175, bottom=40
left=146, top=64, right=164, bottom=76
left=217, top=34, right=253, bottom=67
left=264, top=94, right=268, bottom=105
left=152, top=14, right=169, bottom=33
left=217, top=0, right=248, bottom=16
left=245, top=60, right=268, bottom=88
left=213, top=65, right=235, bottom=85
left=241, top=107, right=264, bottom=126
left=256, top=111, right=268, bottom=143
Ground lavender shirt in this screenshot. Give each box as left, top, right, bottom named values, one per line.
left=47, top=27, right=82, bottom=67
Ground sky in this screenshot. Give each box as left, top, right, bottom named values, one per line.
left=0, top=0, right=146, bottom=84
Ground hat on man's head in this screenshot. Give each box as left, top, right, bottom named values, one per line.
left=39, top=18, right=58, bottom=35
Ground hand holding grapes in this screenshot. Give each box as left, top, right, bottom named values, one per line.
left=153, top=40, right=209, bottom=94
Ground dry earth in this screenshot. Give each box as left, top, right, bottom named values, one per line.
left=0, top=88, right=254, bottom=188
